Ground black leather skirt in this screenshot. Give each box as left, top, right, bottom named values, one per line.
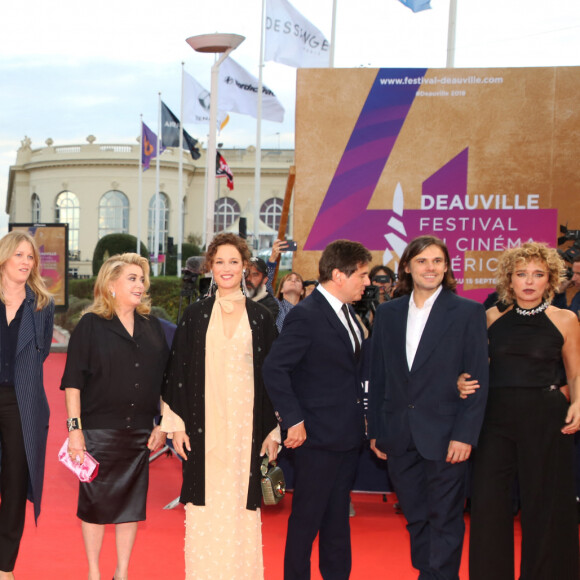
left=77, top=428, right=150, bottom=524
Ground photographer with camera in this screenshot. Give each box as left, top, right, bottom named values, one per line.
left=370, top=265, right=397, bottom=303
left=353, top=265, right=397, bottom=331
left=554, top=255, right=580, bottom=319
left=177, top=257, right=204, bottom=322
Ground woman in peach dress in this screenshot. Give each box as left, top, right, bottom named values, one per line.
left=161, top=233, right=279, bottom=579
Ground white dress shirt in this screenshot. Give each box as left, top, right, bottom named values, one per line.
left=406, top=285, right=442, bottom=370
left=317, top=285, right=362, bottom=352
left=287, top=285, right=362, bottom=430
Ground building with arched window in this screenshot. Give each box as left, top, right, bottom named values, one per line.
left=31, top=193, right=41, bottom=223
left=148, top=192, right=169, bottom=254
left=214, top=197, right=241, bottom=233
left=55, top=191, right=80, bottom=254
left=6, top=136, right=295, bottom=276
left=99, top=190, right=129, bottom=238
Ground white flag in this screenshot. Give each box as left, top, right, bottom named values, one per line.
left=265, top=0, right=330, bottom=68
left=183, top=71, right=228, bottom=127
left=218, top=58, right=285, bottom=123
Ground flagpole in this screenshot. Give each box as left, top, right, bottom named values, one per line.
left=254, top=0, right=267, bottom=252
left=446, top=0, right=457, bottom=68
left=207, top=52, right=237, bottom=248
left=138, top=115, right=143, bottom=254
left=178, top=62, right=185, bottom=275
left=186, top=34, right=245, bottom=250
left=330, top=0, right=337, bottom=67
left=202, top=129, right=209, bottom=248
left=154, top=93, right=162, bottom=276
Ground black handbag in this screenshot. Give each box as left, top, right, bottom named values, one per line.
left=260, top=456, right=286, bottom=505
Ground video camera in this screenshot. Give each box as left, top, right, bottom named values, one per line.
left=352, top=285, right=380, bottom=331
left=177, top=257, right=204, bottom=322
left=557, top=225, right=580, bottom=265
left=181, top=256, right=203, bottom=287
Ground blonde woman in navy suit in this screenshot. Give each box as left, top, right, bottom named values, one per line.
left=0, top=231, right=54, bottom=580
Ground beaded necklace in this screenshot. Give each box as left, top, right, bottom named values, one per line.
left=513, top=301, right=549, bottom=316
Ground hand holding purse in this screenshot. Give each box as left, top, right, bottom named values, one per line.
left=260, top=455, right=285, bottom=505
left=58, top=438, right=99, bottom=483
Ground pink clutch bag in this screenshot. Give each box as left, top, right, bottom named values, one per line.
left=58, top=438, right=99, bottom=482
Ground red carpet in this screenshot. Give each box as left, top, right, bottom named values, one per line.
left=13, top=353, right=525, bottom=579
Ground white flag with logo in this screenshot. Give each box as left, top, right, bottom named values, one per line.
left=218, top=58, right=285, bottom=123
left=265, top=0, right=330, bottom=68
left=183, top=71, right=228, bottom=127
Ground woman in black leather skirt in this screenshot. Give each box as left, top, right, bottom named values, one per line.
left=61, top=253, right=168, bottom=580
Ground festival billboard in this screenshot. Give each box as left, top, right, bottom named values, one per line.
left=293, top=67, right=580, bottom=301
left=10, top=223, right=68, bottom=310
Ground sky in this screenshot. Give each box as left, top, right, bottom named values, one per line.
left=2, top=0, right=580, bottom=229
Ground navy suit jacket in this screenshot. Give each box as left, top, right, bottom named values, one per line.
left=8, top=286, right=54, bottom=522
left=262, top=289, right=365, bottom=452
left=368, top=288, right=489, bottom=461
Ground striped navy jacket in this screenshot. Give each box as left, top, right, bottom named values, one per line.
left=7, top=284, right=54, bottom=523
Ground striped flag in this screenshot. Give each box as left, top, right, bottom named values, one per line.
left=216, top=152, right=234, bottom=190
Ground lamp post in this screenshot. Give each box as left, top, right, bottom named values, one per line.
left=186, top=33, right=245, bottom=249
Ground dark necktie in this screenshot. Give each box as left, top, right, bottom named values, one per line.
left=341, top=304, right=361, bottom=358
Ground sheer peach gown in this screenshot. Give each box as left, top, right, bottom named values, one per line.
left=163, top=291, right=266, bottom=579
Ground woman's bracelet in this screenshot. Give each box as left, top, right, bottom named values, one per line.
left=67, top=417, right=82, bottom=432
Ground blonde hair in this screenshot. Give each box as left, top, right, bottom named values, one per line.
left=0, top=231, right=52, bottom=310
left=495, top=241, right=564, bottom=305
left=86, top=253, right=151, bottom=319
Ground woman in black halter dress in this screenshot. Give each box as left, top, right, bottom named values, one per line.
left=459, top=242, right=580, bottom=580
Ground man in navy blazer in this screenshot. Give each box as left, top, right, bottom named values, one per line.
left=263, top=239, right=372, bottom=580
left=368, top=235, right=489, bottom=580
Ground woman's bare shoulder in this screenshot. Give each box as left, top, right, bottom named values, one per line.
left=546, top=305, right=579, bottom=337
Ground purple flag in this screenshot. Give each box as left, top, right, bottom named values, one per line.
left=398, top=0, right=431, bottom=13
left=141, top=122, right=159, bottom=171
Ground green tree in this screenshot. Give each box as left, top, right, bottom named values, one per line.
left=92, top=234, right=149, bottom=276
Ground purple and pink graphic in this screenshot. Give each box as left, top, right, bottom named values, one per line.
left=304, top=68, right=556, bottom=300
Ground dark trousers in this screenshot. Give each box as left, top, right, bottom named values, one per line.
left=284, top=446, right=359, bottom=580
left=470, top=388, right=579, bottom=580
left=0, top=386, right=29, bottom=571
left=387, top=441, right=467, bottom=580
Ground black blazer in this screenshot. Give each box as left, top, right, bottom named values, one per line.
left=368, top=289, right=489, bottom=460
left=262, top=289, right=365, bottom=452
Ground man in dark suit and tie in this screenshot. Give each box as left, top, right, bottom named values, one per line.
left=263, top=239, right=372, bottom=580
left=368, top=235, right=489, bottom=580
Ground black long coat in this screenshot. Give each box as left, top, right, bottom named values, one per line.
left=162, top=296, right=278, bottom=510
left=4, top=285, right=54, bottom=522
